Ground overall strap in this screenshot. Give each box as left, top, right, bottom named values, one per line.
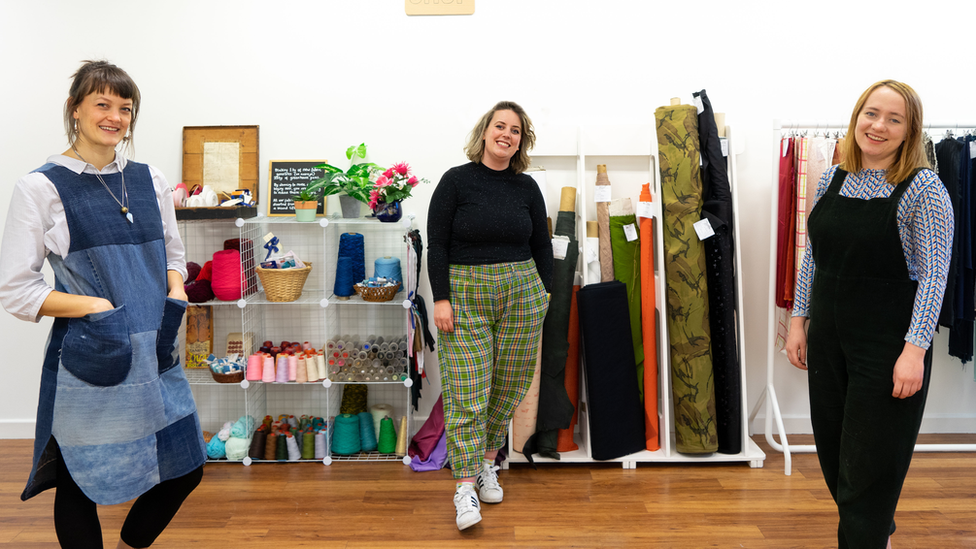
left=889, top=168, right=924, bottom=202
left=825, top=167, right=848, bottom=195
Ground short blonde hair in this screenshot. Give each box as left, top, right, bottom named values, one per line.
left=841, top=80, right=929, bottom=183
left=464, top=101, right=536, bottom=174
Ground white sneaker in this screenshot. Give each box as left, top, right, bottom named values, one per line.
left=476, top=460, right=503, bottom=503
left=454, top=484, right=482, bottom=530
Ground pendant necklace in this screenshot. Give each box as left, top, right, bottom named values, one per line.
left=71, top=146, right=133, bottom=224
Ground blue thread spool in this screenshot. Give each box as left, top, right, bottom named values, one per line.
left=334, top=233, right=365, bottom=298
left=331, top=413, right=361, bottom=455
left=358, top=412, right=378, bottom=451
left=374, top=257, right=402, bottom=291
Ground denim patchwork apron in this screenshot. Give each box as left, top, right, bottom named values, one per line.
left=22, top=162, right=205, bottom=505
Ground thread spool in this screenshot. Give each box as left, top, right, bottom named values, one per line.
left=374, top=256, right=402, bottom=286
left=248, top=427, right=267, bottom=459
left=302, top=431, right=315, bottom=459
left=275, top=354, right=289, bottom=383
left=377, top=417, right=397, bottom=454
left=334, top=233, right=365, bottom=299
left=358, top=412, right=378, bottom=451
left=304, top=354, right=318, bottom=382
left=367, top=404, right=392, bottom=440
left=316, top=353, right=327, bottom=381
left=296, top=355, right=308, bottom=383
left=332, top=414, right=361, bottom=455
left=314, top=430, right=327, bottom=459
left=265, top=431, right=277, bottom=460
left=285, top=433, right=300, bottom=460
left=395, top=415, right=408, bottom=457
left=261, top=355, right=275, bottom=383
left=246, top=353, right=263, bottom=381
left=287, top=354, right=298, bottom=381
left=275, top=432, right=287, bottom=460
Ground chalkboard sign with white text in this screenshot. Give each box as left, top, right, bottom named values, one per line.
left=268, top=160, right=327, bottom=216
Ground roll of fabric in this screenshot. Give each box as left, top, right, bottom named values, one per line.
left=556, top=283, right=581, bottom=452
left=596, top=165, right=614, bottom=282
left=609, top=198, right=644, bottom=399
left=334, top=232, right=365, bottom=298
left=511, top=337, right=543, bottom=454
left=576, top=281, right=646, bottom=460
left=524, top=204, right=579, bottom=460
left=694, top=89, right=741, bottom=454
left=638, top=183, right=660, bottom=452
left=655, top=103, right=718, bottom=454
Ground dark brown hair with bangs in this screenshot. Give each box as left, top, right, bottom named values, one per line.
left=63, top=60, right=141, bottom=155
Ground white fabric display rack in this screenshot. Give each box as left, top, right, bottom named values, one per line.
left=753, top=119, right=976, bottom=476
left=505, top=122, right=764, bottom=468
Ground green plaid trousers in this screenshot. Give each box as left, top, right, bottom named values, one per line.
left=438, top=259, right=549, bottom=479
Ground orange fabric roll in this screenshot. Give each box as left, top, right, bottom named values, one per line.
left=556, top=285, right=581, bottom=452
left=639, top=184, right=660, bottom=451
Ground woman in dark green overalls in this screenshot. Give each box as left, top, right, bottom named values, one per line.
left=786, top=80, right=954, bottom=549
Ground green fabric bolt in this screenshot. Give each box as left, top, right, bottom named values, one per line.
left=654, top=104, right=718, bottom=454
left=609, top=212, right=644, bottom=399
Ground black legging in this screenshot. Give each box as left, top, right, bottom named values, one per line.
left=54, top=443, right=203, bottom=548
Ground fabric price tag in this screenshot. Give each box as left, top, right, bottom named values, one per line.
left=623, top=224, right=638, bottom=242
left=636, top=201, right=654, bottom=219
left=693, top=219, right=715, bottom=240
left=593, top=185, right=612, bottom=203
left=970, top=141, right=976, bottom=160
left=552, top=236, right=570, bottom=260
left=585, top=244, right=598, bottom=263
left=693, top=95, right=704, bottom=115
left=720, top=137, right=729, bottom=157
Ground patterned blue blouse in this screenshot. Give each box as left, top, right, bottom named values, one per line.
left=792, top=165, right=954, bottom=349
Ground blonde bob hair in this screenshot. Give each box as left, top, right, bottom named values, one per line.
left=840, top=79, right=929, bottom=183
left=464, top=101, right=536, bottom=174
left=64, top=60, right=141, bottom=156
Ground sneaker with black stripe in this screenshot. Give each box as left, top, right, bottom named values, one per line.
left=476, top=460, right=503, bottom=503
left=454, top=483, right=482, bottom=530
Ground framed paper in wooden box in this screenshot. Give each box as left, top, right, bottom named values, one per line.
left=178, top=125, right=259, bottom=220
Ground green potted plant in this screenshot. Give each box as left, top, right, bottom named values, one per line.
left=291, top=185, right=322, bottom=222
left=306, top=143, right=383, bottom=218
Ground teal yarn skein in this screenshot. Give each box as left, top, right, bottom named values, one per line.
left=358, top=412, right=378, bottom=452
left=332, top=413, right=362, bottom=455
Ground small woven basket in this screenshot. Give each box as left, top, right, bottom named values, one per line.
left=354, top=281, right=401, bottom=302
left=256, top=262, right=312, bottom=302
left=211, top=370, right=244, bottom=384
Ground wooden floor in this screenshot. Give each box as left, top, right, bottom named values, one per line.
left=1, top=435, right=975, bottom=548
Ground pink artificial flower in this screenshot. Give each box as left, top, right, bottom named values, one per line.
left=382, top=168, right=395, bottom=179
left=408, top=176, right=419, bottom=188
left=374, top=175, right=390, bottom=188
left=368, top=190, right=381, bottom=210
left=393, top=162, right=410, bottom=176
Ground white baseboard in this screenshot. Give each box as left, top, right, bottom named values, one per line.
left=0, top=419, right=36, bottom=439
left=750, top=414, right=976, bottom=435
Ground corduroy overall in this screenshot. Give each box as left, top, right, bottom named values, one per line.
left=807, top=168, right=931, bottom=549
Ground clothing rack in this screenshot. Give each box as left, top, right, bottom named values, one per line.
left=753, top=120, right=976, bottom=475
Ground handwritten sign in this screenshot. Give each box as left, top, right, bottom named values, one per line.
left=268, top=160, right=327, bottom=216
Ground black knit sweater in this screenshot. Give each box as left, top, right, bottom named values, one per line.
left=427, top=162, right=553, bottom=302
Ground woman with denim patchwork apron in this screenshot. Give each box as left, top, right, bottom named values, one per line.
left=427, top=101, right=552, bottom=531
left=786, top=81, right=954, bottom=549
left=0, top=61, right=205, bottom=549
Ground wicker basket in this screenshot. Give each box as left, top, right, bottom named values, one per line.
left=211, top=370, right=244, bottom=384
left=256, top=262, right=312, bottom=302
left=354, top=281, right=401, bottom=302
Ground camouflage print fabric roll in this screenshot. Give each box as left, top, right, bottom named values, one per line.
left=654, top=104, right=718, bottom=454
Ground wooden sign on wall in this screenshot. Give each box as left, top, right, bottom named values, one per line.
left=405, top=0, right=474, bottom=16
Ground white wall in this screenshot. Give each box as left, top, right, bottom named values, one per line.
left=2, top=0, right=975, bottom=438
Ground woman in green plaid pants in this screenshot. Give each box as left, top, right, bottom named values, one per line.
left=427, top=101, right=552, bottom=531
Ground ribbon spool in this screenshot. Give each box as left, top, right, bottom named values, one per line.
left=370, top=404, right=394, bottom=439
left=374, top=256, right=402, bottom=286
left=377, top=417, right=397, bottom=454
left=358, top=412, right=378, bottom=452
left=332, top=413, right=361, bottom=455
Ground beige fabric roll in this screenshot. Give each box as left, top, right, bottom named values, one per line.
left=511, top=330, right=545, bottom=453
left=596, top=165, right=614, bottom=282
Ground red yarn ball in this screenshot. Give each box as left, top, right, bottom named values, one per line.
left=211, top=249, right=242, bottom=301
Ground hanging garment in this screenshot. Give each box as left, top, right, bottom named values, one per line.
left=638, top=184, right=660, bottom=451
left=655, top=103, right=718, bottom=454
left=935, top=137, right=963, bottom=329
left=25, top=163, right=205, bottom=504
left=576, top=281, right=646, bottom=460
left=695, top=89, right=741, bottom=455
left=523, top=205, right=579, bottom=459
left=806, top=168, right=932, bottom=548
left=948, top=136, right=975, bottom=363
left=773, top=137, right=796, bottom=352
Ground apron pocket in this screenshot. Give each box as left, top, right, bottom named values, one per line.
left=156, top=297, right=188, bottom=374
left=61, top=305, right=132, bottom=387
